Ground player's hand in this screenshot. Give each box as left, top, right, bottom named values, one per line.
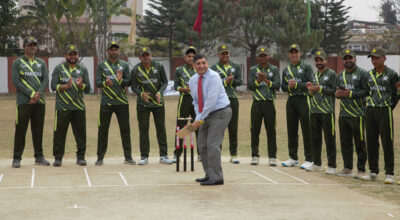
left=335, top=88, right=344, bottom=98
left=67, top=78, right=73, bottom=89
left=342, top=88, right=351, bottom=97
left=226, top=74, right=234, bottom=84
left=289, top=79, right=296, bottom=89
left=116, top=69, right=123, bottom=82
left=265, top=79, right=271, bottom=87
left=29, top=98, right=37, bottom=104
left=179, top=87, right=190, bottom=93
left=105, top=76, right=113, bottom=86
left=313, top=84, right=320, bottom=93
left=306, top=82, right=313, bottom=91
left=76, top=77, right=83, bottom=89
left=193, top=120, right=203, bottom=130
left=257, top=72, right=266, bottom=83
left=33, top=92, right=41, bottom=102
left=141, top=92, right=151, bottom=103
left=156, top=92, right=161, bottom=103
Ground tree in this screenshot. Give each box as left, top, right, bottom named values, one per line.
left=0, top=0, right=20, bottom=56
left=318, top=0, right=351, bottom=55
left=380, top=0, right=397, bottom=25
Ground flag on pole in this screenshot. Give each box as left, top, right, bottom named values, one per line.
left=306, top=0, right=312, bottom=35
left=192, top=0, right=203, bottom=34
left=128, top=0, right=137, bottom=44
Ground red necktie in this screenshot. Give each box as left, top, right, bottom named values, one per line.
left=198, top=75, right=204, bottom=113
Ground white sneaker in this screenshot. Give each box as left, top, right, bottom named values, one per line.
left=305, top=164, right=322, bottom=172
left=360, top=172, right=377, bottom=181
left=336, top=168, right=355, bottom=177
left=230, top=155, right=240, bottom=164
left=160, top=156, right=173, bottom=164
left=138, top=157, right=148, bottom=165
left=250, top=156, right=259, bottom=165
left=300, top=161, right=313, bottom=169
left=269, top=158, right=277, bottom=166
left=354, top=171, right=365, bottom=179
left=384, top=175, right=395, bottom=184
left=281, top=158, right=298, bottom=167
left=325, top=167, right=336, bottom=175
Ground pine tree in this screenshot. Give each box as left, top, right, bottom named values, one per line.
left=381, top=0, right=397, bottom=25
left=0, top=0, right=20, bottom=56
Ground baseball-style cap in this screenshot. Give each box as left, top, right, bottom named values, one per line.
left=368, top=47, right=385, bottom=58
left=65, top=44, right=78, bottom=54
left=139, top=47, right=152, bottom=56
left=342, top=49, right=356, bottom=59
left=107, top=41, right=120, bottom=49
left=314, top=50, right=327, bottom=60
left=257, top=47, right=269, bottom=56
left=23, top=36, right=38, bottom=46
left=218, top=44, right=230, bottom=54
left=289, top=44, right=301, bottom=52
left=185, top=46, right=197, bottom=55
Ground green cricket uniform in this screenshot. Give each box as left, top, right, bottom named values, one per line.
left=309, top=68, right=336, bottom=168
left=281, top=60, right=313, bottom=161
left=365, top=66, right=398, bottom=175
left=211, top=61, right=242, bottom=156
left=336, top=66, right=368, bottom=172
left=51, top=62, right=90, bottom=159
left=173, top=64, right=197, bottom=156
left=96, top=59, right=133, bottom=160
left=248, top=63, right=280, bottom=158
left=12, top=55, right=49, bottom=160
left=131, top=60, right=169, bottom=158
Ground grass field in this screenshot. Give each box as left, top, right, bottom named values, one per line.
left=1, top=93, right=400, bottom=207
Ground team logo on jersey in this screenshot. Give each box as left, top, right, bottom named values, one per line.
left=268, top=72, right=273, bottom=77
left=323, top=76, right=328, bottom=81
left=36, top=63, right=41, bottom=68
left=298, top=68, right=303, bottom=73
left=153, top=69, right=158, bottom=73
left=383, top=76, right=388, bottom=81
left=231, top=68, right=235, bottom=72
left=352, top=75, right=357, bottom=80
left=76, top=70, right=81, bottom=74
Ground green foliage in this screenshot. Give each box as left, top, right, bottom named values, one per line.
left=381, top=0, right=397, bottom=25
left=0, top=0, right=21, bottom=56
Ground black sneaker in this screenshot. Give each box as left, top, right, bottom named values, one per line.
left=12, top=159, right=21, bottom=168
left=95, top=159, right=103, bottom=166
left=76, top=158, right=87, bottom=166
left=124, top=158, right=136, bottom=165
left=35, top=157, right=50, bottom=166
left=53, top=158, right=62, bottom=167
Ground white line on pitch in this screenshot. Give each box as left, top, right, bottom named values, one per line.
left=30, top=168, right=35, bottom=188
left=251, top=170, right=279, bottom=184
left=387, top=213, right=395, bottom=218
left=118, top=172, right=128, bottom=186
left=84, top=168, right=91, bottom=187
left=357, top=201, right=385, bottom=206
left=0, top=174, right=3, bottom=184
left=270, top=167, right=309, bottom=185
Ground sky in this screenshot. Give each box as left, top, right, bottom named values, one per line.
left=143, top=0, right=381, bottom=22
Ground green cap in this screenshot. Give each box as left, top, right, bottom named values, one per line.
left=65, top=44, right=78, bottom=54
left=23, top=36, right=38, bottom=46
left=314, top=50, right=327, bottom=60
left=257, top=47, right=269, bottom=56
left=139, top=47, right=152, bottom=56
left=185, top=46, right=197, bottom=55
left=368, top=47, right=386, bottom=58
left=289, top=44, right=301, bottom=52
left=107, top=41, right=120, bottom=49
left=342, top=49, right=356, bottom=59
left=218, top=44, right=230, bottom=54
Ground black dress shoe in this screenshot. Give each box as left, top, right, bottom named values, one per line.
left=12, top=159, right=21, bottom=168
left=200, top=180, right=224, bottom=186
left=195, top=177, right=209, bottom=182
left=76, top=158, right=87, bottom=166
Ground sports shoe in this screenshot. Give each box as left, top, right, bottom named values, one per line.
left=300, top=161, right=313, bottom=169
left=138, top=157, right=148, bottom=165
left=325, top=167, right=336, bottom=175
left=35, top=157, right=50, bottom=166
left=360, top=172, right=377, bottom=181
left=269, top=158, right=277, bottom=166
left=336, top=168, right=355, bottom=177
left=12, top=159, right=21, bottom=168
left=230, top=155, right=240, bottom=164
left=124, top=158, right=136, bottom=165
left=281, top=158, right=298, bottom=167
left=160, top=156, right=173, bottom=164
left=76, top=158, right=87, bottom=166
left=53, top=158, right=62, bottom=167
left=172, top=155, right=178, bottom=163
left=354, top=171, right=365, bottom=179
left=305, top=164, right=322, bottom=172
left=384, top=175, right=395, bottom=184
left=250, top=156, right=259, bottom=165
left=95, top=159, right=103, bottom=166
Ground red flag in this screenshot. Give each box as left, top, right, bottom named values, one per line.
left=192, top=0, right=203, bottom=34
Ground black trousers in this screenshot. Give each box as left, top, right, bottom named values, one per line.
left=310, top=113, right=336, bottom=167
left=250, top=100, right=277, bottom=158
left=286, top=96, right=312, bottom=161
left=13, top=104, right=45, bottom=160
left=226, top=98, right=239, bottom=156
left=53, top=110, right=86, bottom=159
left=339, top=116, right=367, bottom=172
left=137, top=105, right=168, bottom=158
left=365, top=107, right=394, bottom=175
left=97, top=104, right=132, bottom=160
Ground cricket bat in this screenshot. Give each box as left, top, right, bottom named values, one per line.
left=177, top=121, right=203, bottom=138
